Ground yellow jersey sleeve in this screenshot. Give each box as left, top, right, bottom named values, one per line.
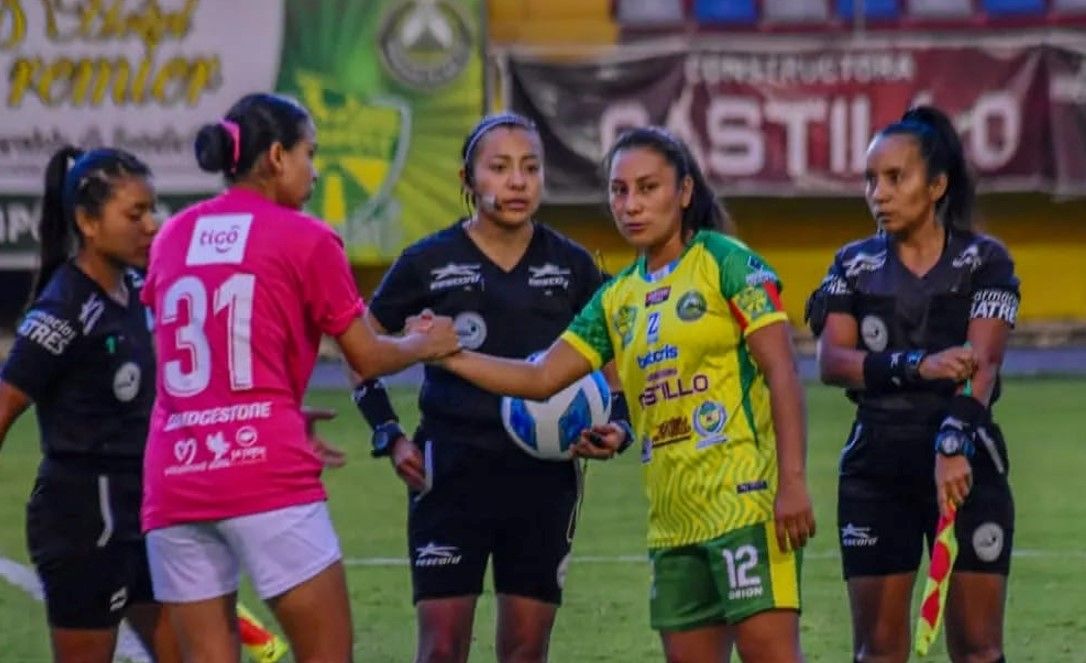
left=560, top=280, right=614, bottom=371
left=705, top=233, right=789, bottom=337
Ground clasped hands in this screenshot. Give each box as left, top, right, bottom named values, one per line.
left=404, top=308, right=462, bottom=362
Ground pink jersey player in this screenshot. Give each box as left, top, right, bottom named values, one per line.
left=140, top=93, right=459, bottom=661
left=141, top=186, right=362, bottom=530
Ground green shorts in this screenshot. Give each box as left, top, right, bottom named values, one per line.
left=648, top=520, right=802, bottom=631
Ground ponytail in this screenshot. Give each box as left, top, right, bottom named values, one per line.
left=879, top=105, right=975, bottom=232
left=31, top=146, right=84, bottom=302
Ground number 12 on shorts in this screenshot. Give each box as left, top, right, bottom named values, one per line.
left=721, top=545, right=764, bottom=599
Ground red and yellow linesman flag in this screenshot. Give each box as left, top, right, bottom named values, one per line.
left=915, top=505, right=959, bottom=656
left=237, top=602, right=288, bottom=663
left=916, top=373, right=972, bottom=656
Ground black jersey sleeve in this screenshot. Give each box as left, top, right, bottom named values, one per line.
left=1, top=299, right=82, bottom=402
left=806, top=248, right=854, bottom=335
left=368, top=249, right=427, bottom=333
left=969, top=238, right=1021, bottom=327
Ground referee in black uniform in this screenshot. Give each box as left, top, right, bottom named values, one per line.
left=807, top=106, right=1018, bottom=663
left=353, top=114, right=628, bottom=663
left=0, top=147, right=178, bottom=662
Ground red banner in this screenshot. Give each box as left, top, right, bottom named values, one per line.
left=505, top=35, right=1086, bottom=201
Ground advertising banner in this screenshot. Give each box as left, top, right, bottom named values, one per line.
left=0, top=0, right=483, bottom=267
left=507, top=37, right=1086, bottom=202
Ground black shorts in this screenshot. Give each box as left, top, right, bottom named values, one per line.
left=837, top=419, right=1014, bottom=579
left=407, top=439, right=581, bottom=605
left=26, top=462, right=154, bottom=629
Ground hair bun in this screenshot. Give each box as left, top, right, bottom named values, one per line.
left=194, top=122, right=232, bottom=174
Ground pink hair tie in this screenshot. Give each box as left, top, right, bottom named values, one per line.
left=219, top=119, right=241, bottom=173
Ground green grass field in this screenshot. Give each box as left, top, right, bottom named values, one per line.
left=1, top=379, right=1085, bottom=661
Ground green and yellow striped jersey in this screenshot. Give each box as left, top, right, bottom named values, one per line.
left=561, top=230, right=789, bottom=549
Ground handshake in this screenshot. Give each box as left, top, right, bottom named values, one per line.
left=403, top=308, right=463, bottom=363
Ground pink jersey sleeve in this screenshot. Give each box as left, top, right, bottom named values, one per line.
left=302, top=230, right=365, bottom=337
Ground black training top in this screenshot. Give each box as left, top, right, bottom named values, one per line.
left=2, top=262, right=155, bottom=470
left=368, top=221, right=605, bottom=451
left=809, top=230, right=1020, bottom=422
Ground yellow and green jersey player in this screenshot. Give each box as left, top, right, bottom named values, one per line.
left=563, top=230, right=789, bottom=549
left=437, top=126, right=815, bottom=662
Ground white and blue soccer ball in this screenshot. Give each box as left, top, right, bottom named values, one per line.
left=501, top=365, right=612, bottom=461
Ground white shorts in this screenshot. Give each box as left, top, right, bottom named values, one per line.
left=146, top=501, right=342, bottom=603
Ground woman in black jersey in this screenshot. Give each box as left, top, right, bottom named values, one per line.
left=0, top=147, right=179, bottom=662
left=807, top=106, right=1019, bottom=663
left=352, top=113, right=624, bottom=663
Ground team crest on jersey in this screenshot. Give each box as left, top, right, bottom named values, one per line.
left=612, top=306, right=638, bottom=349
left=528, top=263, right=571, bottom=289
left=454, top=311, right=487, bottom=349
left=294, top=71, right=411, bottom=248
left=675, top=290, right=707, bottom=321
left=692, top=400, right=728, bottom=448
left=860, top=315, right=889, bottom=351
left=952, top=243, right=983, bottom=272
left=429, top=262, right=482, bottom=291
left=113, top=361, right=141, bottom=402
left=842, top=250, right=887, bottom=277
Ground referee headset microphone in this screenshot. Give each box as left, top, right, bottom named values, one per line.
left=481, top=194, right=503, bottom=213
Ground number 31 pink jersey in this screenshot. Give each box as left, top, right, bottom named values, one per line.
left=141, top=188, right=364, bottom=531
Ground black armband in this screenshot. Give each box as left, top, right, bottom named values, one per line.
left=934, top=395, right=988, bottom=458
left=804, top=290, right=829, bottom=336
left=352, top=379, right=406, bottom=458
left=351, top=379, right=398, bottom=431
left=862, top=350, right=926, bottom=391
left=609, top=391, right=635, bottom=454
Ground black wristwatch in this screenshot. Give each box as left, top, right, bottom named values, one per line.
left=934, top=426, right=973, bottom=458
left=371, top=421, right=407, bottom=458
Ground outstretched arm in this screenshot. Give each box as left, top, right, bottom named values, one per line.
left=440, top=338, right=593, bottom=401
left=335, top=315, right=460, bottom=382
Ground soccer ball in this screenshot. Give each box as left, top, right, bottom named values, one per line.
left=501, top=368, right=612, bottom=461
